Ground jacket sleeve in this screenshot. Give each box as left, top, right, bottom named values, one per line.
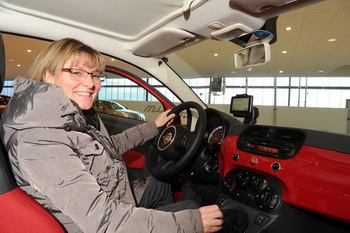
left=13, top=128, right=204, bottom=233
left=108, top=121, right=159, bottom=156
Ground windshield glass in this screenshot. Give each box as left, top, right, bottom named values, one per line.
left=168, top=0, right=350, bottom=135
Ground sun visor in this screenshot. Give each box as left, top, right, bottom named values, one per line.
left=0, top=33, right=5, bottom=92
left=132, top=28, right=196, bottom=57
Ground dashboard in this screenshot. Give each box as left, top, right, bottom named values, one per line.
left=188, top=108, right=350, bottom=233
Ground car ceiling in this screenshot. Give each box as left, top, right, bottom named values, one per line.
left=2, top=0, right=350, bottom=80
left=1, top=0, right=199, bottom=40
left=172, top=0, right=350, bottom=78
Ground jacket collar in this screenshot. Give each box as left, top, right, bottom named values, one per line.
left=2, top=76, right=87, bottom=131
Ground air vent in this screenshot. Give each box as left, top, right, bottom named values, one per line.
left=273, top=129, right=305, bottom=143
left=242, top=126, right=269, bottom=137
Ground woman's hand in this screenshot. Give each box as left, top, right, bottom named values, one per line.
left=154, top=109, right=175, bottom=128
left=199, top=205, right=224, bottom=233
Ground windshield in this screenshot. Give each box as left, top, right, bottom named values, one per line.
left=167, top=0, right=350, bottom=135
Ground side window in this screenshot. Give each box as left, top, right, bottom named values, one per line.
left=1, top=33, right=181, bottom=123
left=98, top=63, right=180, bottom=122
left=2, top=33, right=51, bottom=97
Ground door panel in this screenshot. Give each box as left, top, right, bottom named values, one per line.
left=99, top=65, right=177, bottom=180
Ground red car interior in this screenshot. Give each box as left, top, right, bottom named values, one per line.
left=0, top=134, right=66, bottom=232
left=122, top=150, right=145, bottom=169
left=220, top=134, right=350, bottom=223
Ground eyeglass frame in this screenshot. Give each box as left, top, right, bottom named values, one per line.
left=62, top=68, right=106, bottom=83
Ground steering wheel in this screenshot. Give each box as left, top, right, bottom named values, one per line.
left=147, top=101, right=207, bottom=180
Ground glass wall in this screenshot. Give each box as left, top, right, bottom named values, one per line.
left=1, top=80, right=15, bottom=96
left=3, top=77, right=350, bottom=108
left=183, top=76, right=350, bottom=108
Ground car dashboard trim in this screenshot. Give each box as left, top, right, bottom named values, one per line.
left=219, top=134, right=350, bottom=223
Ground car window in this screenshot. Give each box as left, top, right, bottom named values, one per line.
left=100, top=66, right=179, bottom=122
left=104, top=101, right=122, bottom=110
left=2, top=34, right=180, bottom=123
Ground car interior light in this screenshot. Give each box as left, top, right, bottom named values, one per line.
left=211, top=23, right=253, bottom=41
left=285, top=26, right=292, bottom=31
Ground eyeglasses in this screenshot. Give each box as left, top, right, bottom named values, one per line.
left=62, top=68, right=106, bottom=83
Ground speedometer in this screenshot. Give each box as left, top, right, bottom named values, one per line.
left=208, top=126, right=224, bottom=145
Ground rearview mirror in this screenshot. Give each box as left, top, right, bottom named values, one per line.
left=234, top=42, right=271, bottom=69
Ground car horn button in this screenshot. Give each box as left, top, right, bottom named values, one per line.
left=157, top=126, right=176, bottom=151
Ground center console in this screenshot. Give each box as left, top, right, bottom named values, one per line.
left=222, top=168, right=282, bottom=212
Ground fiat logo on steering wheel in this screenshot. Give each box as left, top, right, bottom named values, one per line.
left=157, top=126, right=176, bottom=151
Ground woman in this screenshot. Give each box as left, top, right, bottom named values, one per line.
left=0, top=38, right=223, bottom=232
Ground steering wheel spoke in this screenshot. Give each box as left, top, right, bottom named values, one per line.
left=153, top=159, right=175, bottom=174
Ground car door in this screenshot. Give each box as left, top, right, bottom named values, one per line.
left=99, top=64, right=178, bottom=180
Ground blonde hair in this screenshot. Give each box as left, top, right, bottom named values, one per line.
left=26, top=38, right=105, bottom=81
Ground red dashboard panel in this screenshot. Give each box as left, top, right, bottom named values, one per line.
left=219, top=135, right=350, bottom=222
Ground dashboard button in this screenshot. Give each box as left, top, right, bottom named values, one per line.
left=254, top=213, right=271, bottom=226
left=250, top=157, right=259, bottom=166
left=272, top=162, right=281, bottom=172
left=232, top=153, right=240, bottom=161
left=216, top=195, right=227, bottom=207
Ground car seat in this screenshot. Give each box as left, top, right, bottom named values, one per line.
left=0, top=141, right=66, bottom=233
left=0, top=33, right=65, bottom=233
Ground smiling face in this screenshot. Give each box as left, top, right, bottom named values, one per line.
left=44, top=54, right=101, bottom=110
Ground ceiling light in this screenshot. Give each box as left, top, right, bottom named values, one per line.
left=111, top=58, right=115, bottom=61
left=279, top=70, right=283, bottom=73
left=214, top=53, right=218, bottom=57
left=285, top=27, right=292, bottom=31
left=282, top=51, right=287, bottom=54
left=319, top=70, right=324, bottom=73
left=328, top=38, right=336, bottom=42
left=9, top=59, right=13, bottom=62
left=17, top=64, right=21, bottom=67
left=27, top=49, right=32, bottom=53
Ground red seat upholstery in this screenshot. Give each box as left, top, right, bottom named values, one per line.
left=0, top=188, right=66, bottom=233
left=0, top=139, right=66, bottom=233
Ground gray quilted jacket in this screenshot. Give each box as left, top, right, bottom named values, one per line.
left=0, top=77, right=203, bottom=233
